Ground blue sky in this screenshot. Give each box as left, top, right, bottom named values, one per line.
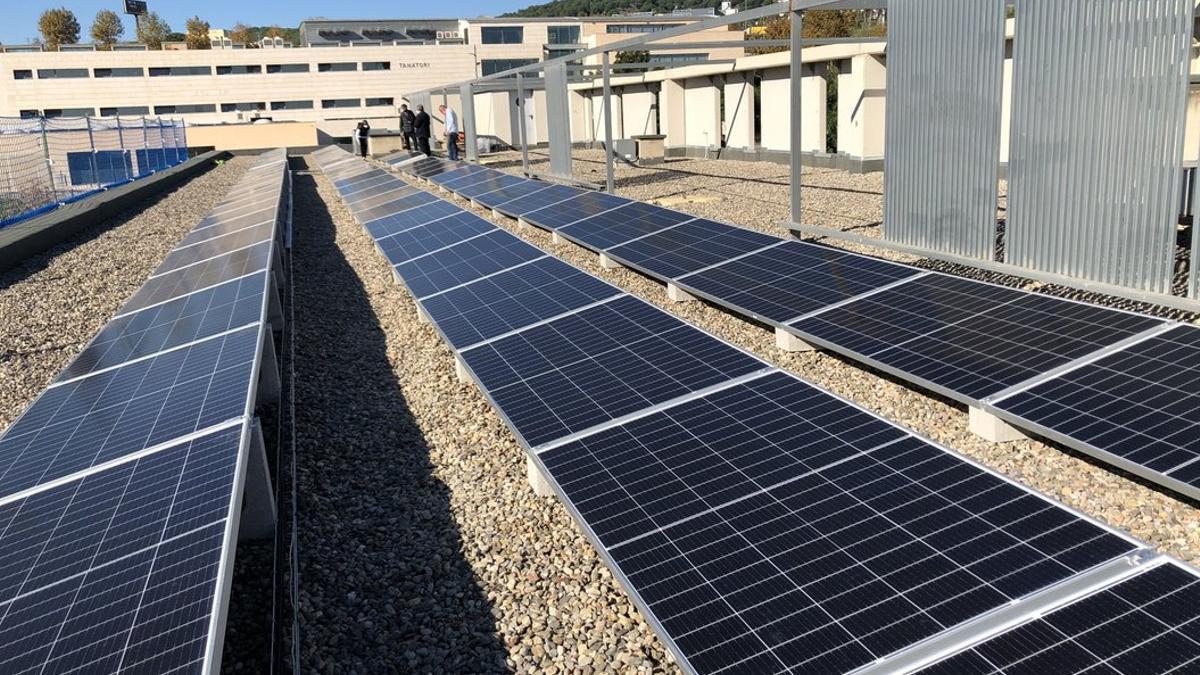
left=3, top=1, right=528, bottom=44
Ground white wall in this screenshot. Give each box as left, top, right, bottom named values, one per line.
left=620, top=84, right=657, bottom=138
left=684, top=77, right=720, bottom=149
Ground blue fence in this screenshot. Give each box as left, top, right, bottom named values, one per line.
left=0, top=116, right=189, bottom=228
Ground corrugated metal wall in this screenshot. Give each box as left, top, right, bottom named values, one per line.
left=544, top=62, right=574, bottom=180
left=883, top=0, right=1008, bottom=260
left=1006, top=0, right=1193, bottom=294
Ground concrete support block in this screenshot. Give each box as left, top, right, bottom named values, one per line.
left=551, top=231, right=566, bottom=245
left=492, top=208, right=505, bottom=220
left=416, top=304, right=431, bottom=324
left=517, top=218, right=530, bottom=230
left=598, top=252, right=622, bottom=270
left=239, top=420, right=277, bottom=541
left=527, top=455, right=555, bottom=497
left=969, top=406, right=1028, bottom=443
left=667, top=282, right=695, bottom=302
left=455, top=355, right=470, bottom=384
left=775, top=327, right=817, bottom=353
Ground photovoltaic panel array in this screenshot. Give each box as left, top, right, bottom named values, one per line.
left=414, top=150, right=1200, bottom=506
left=319, top=147, right=1200, bottom=675
left=0, top=148, right=289, bottom=674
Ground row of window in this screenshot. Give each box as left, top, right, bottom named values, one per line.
left=13, top=62, right=391, bottom=80
left=480, top=58, right=538, bottom=76
left=606, top=23, right=683, bottom=33
left=19, top=97, right=396, bottom=118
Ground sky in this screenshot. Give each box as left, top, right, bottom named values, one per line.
left=2, top=0, right=529, bottom=45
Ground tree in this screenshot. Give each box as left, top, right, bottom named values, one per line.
left=38, top=7, right=80, bottom=51
left=230, top=22, right=256, bottom=46
left=137, top=11, right=171, bottom=49
left=264, top=25, right=286, bottom=39
left=185, top=16, right=211, bottom=49
left=90, top=10, right=124, bottom=50
left=614, top=50, right=649, bottom=64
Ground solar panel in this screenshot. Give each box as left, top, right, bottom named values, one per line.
left=119, top=241, right=274, bottom=316
left=152, top=222, right=276, bottom=276
left=492, top=183, right=584, bottom=218
left=0, top=425, right=242, bottom=674
left=537, top=369, right=1140, bottom=674
left=915, top=561, right=1200, bottom=675
left=792, top=274, right=1164, bottom=402
left=427, top=164, right=490, bottom=187
left=59, top=272, right=269, bottom=381
left=196, top=203, right=277, bottom=230
left=376, top=211, right=495, bottom=266
left=521, top=190, right=631, bottom=230
left=436, top=167, right=505, bottom=191
left=991, top=325, right=1200, bottom=498
left=419, top=256, right=624, bottom=349
left=406, top=158, right=458, bottom=178
left=394, top=230, right=545, bottom=298
left=0, top=325, right=260, bottom=498
left=334, top=171, right=391, bottom=192
left=364, top=199, right=464, bottom=239
left=459, top=295, right=766, bottom=447
left=676, top=241, right=921, bottom=325
left=472, top=180, right=558, bottom=210
left=605, top=218, right=780, bottom=279
left=343, top=183, right=417, bottom=210
left=456, top=174, right=531, bottom=200
left=339, top=175, right=397, bottom=199
left=556, top=201, right=695, bottom=251
left=353, top=192, right=440, bottom=223
left=179, top=210, right=276, bottom=248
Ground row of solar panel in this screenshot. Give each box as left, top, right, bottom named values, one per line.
left=317, top=146, right=1200, bottom=675
left=0, top=149, right=288, bottom=674
left=399, top=154, right=1200, bottom=505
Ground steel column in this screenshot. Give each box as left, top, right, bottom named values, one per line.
left=544, top=61, right=574, bottom=181
left=602, top=51, right=615, bottom=194
left=516, top=73, right=530, bottom=176
left=460, top=83, right=478, bottom=162
left=789, top=4, right=803, bottom=223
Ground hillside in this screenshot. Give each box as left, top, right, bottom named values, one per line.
left=503, top=0, right=773, bottom=18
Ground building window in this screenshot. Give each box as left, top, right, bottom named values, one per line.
left=546, top=49, right=581, bottom=61
left=154, top=103, right=217, bottom=114
left=149, top=66, right=212, bottom=76
left=221, top=102, right=265, bottom=112
left=216, top=65, right=262, bottom=75
left=321, top=98, right=360, bottom=108
left=647, top=53, right=706, bottom=64
left=37, top=68, right=89, bottom=79
left=362, top=61, right=391, bottom=71
left=364, top=97, right=394, bottom=107
left=318, top=62, right=357, bottom=72
left=94, top=67, right=144, bottom=77
left=20, top=110, right=40, bottom=119
left=13, top=69, right=33, bottom=80
left=43, top=108, right=96, bottom=118
left=271, top=100, right=313, bottom=110
left=606, top=23, right=682, bottom=33
left=480, top=26, right=523, bottom=44
left=480, top=58, right=537, bottom=77
left=100, top=106, right=151, bottom=116
left=546, top=25, right=580, bottom=44
left=267, top=63, right=309, bottom=73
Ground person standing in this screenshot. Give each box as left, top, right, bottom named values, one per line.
left=354, top=120, right=370, bottom=158
left=413, top=105, right=432, bottom=157
left=399, top=104, right=416, bottom=151
left=440, top=104, right=460, bottom=161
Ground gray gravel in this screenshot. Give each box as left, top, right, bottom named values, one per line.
left=294, top=157, right=675, bottom=674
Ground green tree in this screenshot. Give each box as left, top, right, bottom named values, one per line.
left=185, top=16, right=211, bottom=49
left=137, top=11, right=171, bottom=49
left=614, top=50, right=649, bottom=64
left=90, top=9, right=124, bottom=50
left=37, top=7, right=80, bottom=51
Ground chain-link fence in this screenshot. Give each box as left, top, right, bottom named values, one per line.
left=0, top=115, right=189, bottom=227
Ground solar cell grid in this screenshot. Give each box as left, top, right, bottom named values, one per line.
left=179, top=210, right=276, bottom=247
left=153, top=222, right=276, bottom=276
left=472, top=180, right=558, bottom=210
left=0, top=325, right=259, bottom=498
left=59, top=272, right=268, bottom=381
left=427, top=164, right=491, bottom=187
left=915, top=561, right=1200, bottom=675
left=198, top=201, right=277, bottom=227
left=419, top=256, right=623, bottom=349
left=342, top=183, right=414, bottom=209
left=994, top=325, right=1200, bottom=496
left=792, top=274, right=1164, bottom=401
left=456, top=174, right=531, bottom=200
left=605, top=218, right=780, bottom=279
left=604, top=435, right=1138, bottom=674
left=492, top=183, right=584, bottom=217
left=376, top=211, right=495, bottom=266
left=354, top=192, right=441, bottom=224
left=521, top=190, right=631, bottom=230
left=364, top=199, right=463, bottom=239
left=395, top=230, right=545, bottom=298
left=334, top=171, right=391, bottom=192
left=459, top=295, right=765, bottom=447
left=556, top=201, right=695, bottom=251
left=677, top=241, right=921, bottom=325
left=120, top=241, right=273, bottom=316
left=407, top=158, right=457, bottom=178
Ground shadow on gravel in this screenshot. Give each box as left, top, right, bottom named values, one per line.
left=290, top=159, right=508, bottom=673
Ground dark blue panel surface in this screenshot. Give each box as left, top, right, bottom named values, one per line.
left=60, top=272, right=268, bottom=381
left=355, top=192, right=440, bottom=224
left=460, top=295, right=764, bottom=446
left=0, top=325, right=259, bottom=498
left=407, top=158, right=459, bottom=178
left=340, top=177, right=400, bottom=201
left=420, top=257, right=623, bottom=349
left=521, top=191, right=631, bottom=230
left=427, top=164, right=490, bottom=187
left=606, top=218, right=779, bottom=279
left=794, top=275, right=1163, bottom=400
left=181, top=208, right=278, bottom=247
left=364, top=199, right=463, bottom=239
left=996, top=325, right=1200, bottom=494
left=395, top=230, right=544, bottom=298
left=153, top=222, right=276, bottom=276
left=917, top=562, right=1200, bottom=675
left=343, top=184, right=417, bottom=212
left=456, top=174, right=530, bottom=200
left=557, top=201, right=694, bottom=251
left=120, top=241, right=273, bottom=315
left=491, top=184, right=584, bottom=217
left=678, top=241, right=920, bottom=324
left=334, top=170, right=390, bottom=191
left=473, top=180, right=560, bottom=210
left=377, top=211, right=495, bottom=266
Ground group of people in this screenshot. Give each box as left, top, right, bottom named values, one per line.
left=354, top=103, right=460, bottom=161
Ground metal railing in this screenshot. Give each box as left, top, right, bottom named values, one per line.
left=0, top=115, right=189, bottom=227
